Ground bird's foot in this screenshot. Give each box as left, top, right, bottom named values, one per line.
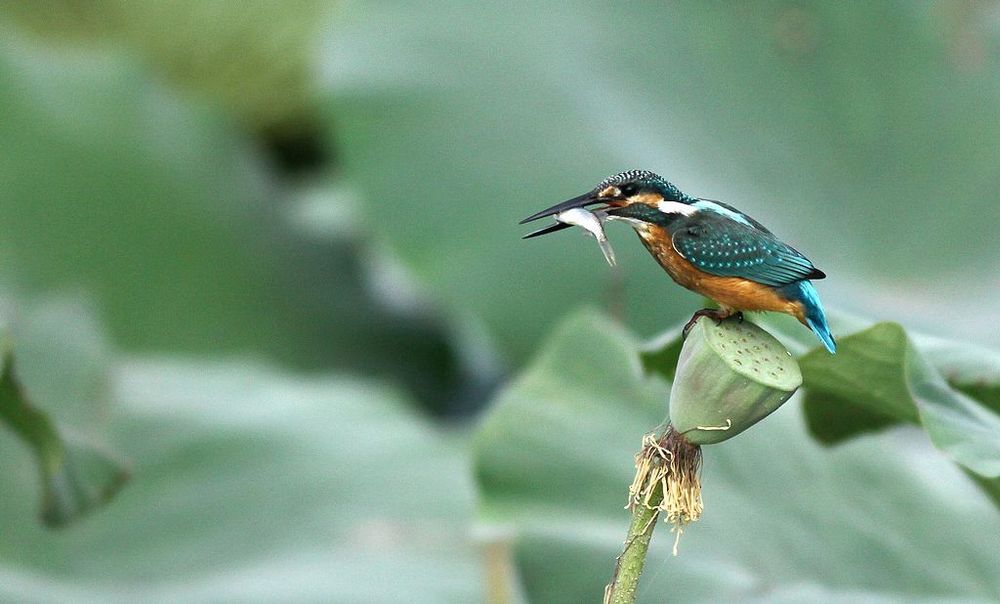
left=682, top=308, right=733, bottom=338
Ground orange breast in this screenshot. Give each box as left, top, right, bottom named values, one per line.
left=635, top=225, right=806, bottom=322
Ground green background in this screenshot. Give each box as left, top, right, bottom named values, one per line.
left=0, top=2, right=998, bottom=602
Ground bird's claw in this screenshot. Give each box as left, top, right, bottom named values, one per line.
left=681, top=316, right=698, bottom=339
left=682, top=308, right=733, bottom=339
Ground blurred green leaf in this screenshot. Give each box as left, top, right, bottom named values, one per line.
left=0, top=359, right=482, bottom=603
left=0, top=323, right=127, bottom=527
left=11, top=299, right=115, bottom=435
left=801, top=323, right=919, bottom=422
left=801, top=391, right=899, bottom=445
left=325, top=2, right=1000, bottom=359
left=3, top=1, right=330, bottom=126
left=0, top=34, right=294, bottom=357
left=476, top=310, right=666, bottom=521
left=639, top=324, right=685, bottom=383
left=800, top=322, right=1000, bottom=479
left=475, top=310, right=1000, bottom=602
left=917, top=334, right=1000, bottom=415
left=0, top=34, right=482, bottom=413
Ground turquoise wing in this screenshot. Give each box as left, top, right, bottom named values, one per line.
left=671, top=213, right=825, bottom=287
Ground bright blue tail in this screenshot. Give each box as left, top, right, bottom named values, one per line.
left=793, top=281, right=836, bottom=353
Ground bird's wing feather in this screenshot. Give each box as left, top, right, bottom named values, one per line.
left=671, top=212, right=824, bottom=287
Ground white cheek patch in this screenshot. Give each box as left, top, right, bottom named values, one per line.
left=658, top=201, right=698, bottom=216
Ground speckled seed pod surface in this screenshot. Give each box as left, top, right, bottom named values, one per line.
left=669, top=317, right=802, bottom=445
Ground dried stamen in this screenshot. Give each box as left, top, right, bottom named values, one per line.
left=626, top=425, right=703, bottom=555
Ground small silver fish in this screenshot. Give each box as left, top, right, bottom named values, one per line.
left=556, top=207, right=617, bottom=267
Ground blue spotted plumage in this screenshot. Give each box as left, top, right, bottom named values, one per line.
left=671, top=210, right=825, bottom=287
left=521, top=170, right=837, bottom=353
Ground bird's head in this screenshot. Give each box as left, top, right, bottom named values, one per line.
left=520, top=170, right=697, bottom=238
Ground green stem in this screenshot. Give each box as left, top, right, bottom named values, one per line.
left=0, top=351, right=129, bottom=526
left=605, top=484, right=663, bottom=604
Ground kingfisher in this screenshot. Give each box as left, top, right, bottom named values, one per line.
left=520, top=170, right=836, bottom=353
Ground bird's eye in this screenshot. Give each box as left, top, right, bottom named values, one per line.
left=618, top=183, right=637, bottom=196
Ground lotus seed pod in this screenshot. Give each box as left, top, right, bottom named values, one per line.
left=669, top=317, right=802, bottom=445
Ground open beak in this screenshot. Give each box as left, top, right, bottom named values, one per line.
left=520, top=191, right=617, bottom=239
left=521, top=221, right=573, bottom=239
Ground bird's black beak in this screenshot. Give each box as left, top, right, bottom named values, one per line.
left=520, top=191, right=614, bottom=239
